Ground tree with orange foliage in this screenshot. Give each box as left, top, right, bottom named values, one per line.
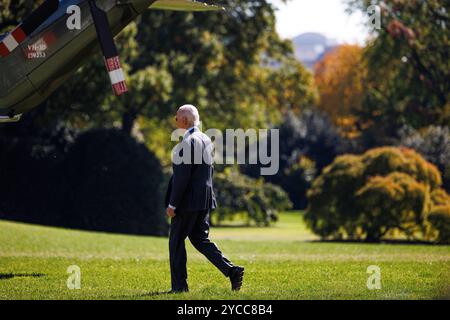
left=314, top=45, right=367, bottom=139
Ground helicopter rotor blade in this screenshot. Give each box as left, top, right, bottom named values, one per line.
left=88, top=0, right=128, bottom=96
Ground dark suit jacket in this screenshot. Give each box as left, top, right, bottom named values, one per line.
left=165, top=127, right=217, bottom=212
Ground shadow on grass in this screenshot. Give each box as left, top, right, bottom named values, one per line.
left=309, top=239, right=445, bottom=246
left=112, top=291, right=176, bottom=299
left=138, top=291, right=173, bottom=297
left=211, top=224, right=255, bottom=229
left=0, top=273, right=46, bottom=280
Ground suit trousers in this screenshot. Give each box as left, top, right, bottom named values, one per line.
left=169, top=209, right=234, bottom=291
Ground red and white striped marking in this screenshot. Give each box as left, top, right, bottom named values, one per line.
left=0, top=26, right=27, bottom=57
left=105, top=56, right=128, bottom=96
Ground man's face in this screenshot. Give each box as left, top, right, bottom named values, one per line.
left=175, top=110, right=188, bottom=130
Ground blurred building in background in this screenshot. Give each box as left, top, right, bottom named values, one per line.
left=293, top=32, right=337, bottom=70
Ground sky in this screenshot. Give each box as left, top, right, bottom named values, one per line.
left=270, top=0, right=369, bottom=44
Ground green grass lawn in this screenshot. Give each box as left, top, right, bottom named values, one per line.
left=0, top=212, right=449, bottom=300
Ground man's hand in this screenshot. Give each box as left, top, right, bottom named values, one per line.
left=166, top=207, right=176, bottom=218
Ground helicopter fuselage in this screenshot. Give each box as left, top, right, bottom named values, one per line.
left=0, top=0, right=155, bottom=119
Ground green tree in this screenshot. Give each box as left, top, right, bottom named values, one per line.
left=2, top=0, right=317, bottom=145
left=134, top=0, right=312, bottom=131
left=132, top=0, right=316, bottom=164
left=347, top=0, right=450, bottom=138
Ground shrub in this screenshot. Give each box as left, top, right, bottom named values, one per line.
left=306, top=146, right=448, bottom=242
left=355, top=173, right=429, bottom=241
left=428, top=189, right=450, bottom=243
left=213, top=168, right=292, bottom=226
left=306, top=154, right=365, bottom=239
left=398, top=125, right=450, bottom=192
left=0, top=121, right=72, bottom=225
left=428, top=206, right=450, bottom=244
left=61, top=128, right=169, bottom=236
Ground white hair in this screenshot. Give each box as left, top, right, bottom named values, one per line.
left=178, top=104, right=200, bottom=127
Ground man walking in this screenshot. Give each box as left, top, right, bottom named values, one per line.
left=165, top=104, right=244, bottom=293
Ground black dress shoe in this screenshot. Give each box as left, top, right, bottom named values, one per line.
left=229, top=266, right=245, bottom=291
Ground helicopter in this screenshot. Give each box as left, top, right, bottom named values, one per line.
left=0, top=0, right=222, bottom=123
